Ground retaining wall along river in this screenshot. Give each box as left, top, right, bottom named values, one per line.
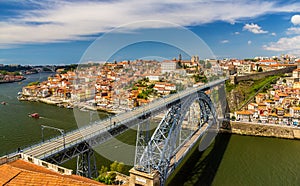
left=221, top=121, right=300, bottom=139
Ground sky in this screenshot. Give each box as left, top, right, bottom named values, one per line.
left=1, top=0, right=300, bottom=65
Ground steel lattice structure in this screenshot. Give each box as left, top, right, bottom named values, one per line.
left=134, top=91, right=218, bottom=185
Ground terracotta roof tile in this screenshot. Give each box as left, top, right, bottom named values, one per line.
left=0, top=159, right=104, bottom=186
left=235, top=110, right=253, bottom=115
left=291, top=107, right=300, bottom=111
left=0, top=164, right=21, bottom=185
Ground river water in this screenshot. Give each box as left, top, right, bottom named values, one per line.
left=1, top=73, right=300, bottom=185
left=0, top=73, right=82, bottom=154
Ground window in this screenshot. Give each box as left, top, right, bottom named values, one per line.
left=42, top=162, right=48, bottom=168
left=58, top=167, right=65, bottom=174
left=27, top=157, right=33, bottom=163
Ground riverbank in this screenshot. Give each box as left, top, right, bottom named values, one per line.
left=18, top=95, right=123, bottom=114
left=220, top=121, right=300, bottom=140
left=0, top=76, right=26, bottom=84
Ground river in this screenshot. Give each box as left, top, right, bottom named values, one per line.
left=1, top=73, right=300, bottom=185
left=0, top=73, right=79, bottom=155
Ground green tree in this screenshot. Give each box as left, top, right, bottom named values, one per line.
left=108, top=172, right=117, bottom=182
left=116, top=162, right=125, bottom=173
left=193, top=74, right=208, bottom=83
left=110, top=161, right=118, bottom=171
left=27, top=81, right=40, bottom=86
left=170, top=90, right=177, bottom=94
left=137, top=92, right=148, bottom=100
left=147, top=84, right=155, bottom=89
left=0, top=70, right=8, bottom=75
left=283, top=79, right=286, bottom=83
left=13, top=71, right=21, bottom=76
left=206, top=61, right=212, bottom=68
left=99, top=165, right=108, bottom=175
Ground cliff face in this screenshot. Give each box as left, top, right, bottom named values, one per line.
left=226, top=80, right=254, bottom=111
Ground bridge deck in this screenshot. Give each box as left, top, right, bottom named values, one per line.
left=169, top=123, right=208, bottom=169
left=20, top=78, right=226, bottom=160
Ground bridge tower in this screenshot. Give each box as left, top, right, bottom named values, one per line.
left=131, top=91, right=219, bottom=186
left=76, top=147, right=98, bottom=178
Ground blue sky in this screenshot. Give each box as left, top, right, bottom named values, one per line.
left=1, top=0, right=300, bottom=65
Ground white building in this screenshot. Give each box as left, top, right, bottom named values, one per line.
left=293, top=68, right=300, bottom=78
left=161, top=61, right=179, bottom=74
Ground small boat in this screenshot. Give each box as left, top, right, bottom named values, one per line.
left=1, top=101, right=7, bottom=105
left=28, top=113, right=40, bottom=119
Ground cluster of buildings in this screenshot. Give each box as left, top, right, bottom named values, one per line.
left=20, top=53, right=300, bottom=114
left=21, top=72, right=73, bottom=103
left=235, top=67, right=300, bottom=126
left=0, top=74, right=25, bottom=83
left=20, top=56, right=206, bottom=112
left=204, top=54, right=299, bottom=77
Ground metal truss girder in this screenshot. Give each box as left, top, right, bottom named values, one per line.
left=44, top=141, right=91, bottom=164
left=134, top=90, right=218, bottom=185
left=76, top=147, right=98, bottom=178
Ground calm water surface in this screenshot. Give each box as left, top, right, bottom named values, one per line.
left=1, top=73, right=300, bottom=185
left=169, top=133, right=300, bottom=185
left=0, top=73, right=78, bottom=155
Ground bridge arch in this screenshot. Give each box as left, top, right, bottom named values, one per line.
left=134, top=91, right=218, bottom=185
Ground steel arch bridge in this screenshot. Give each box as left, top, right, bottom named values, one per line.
left=134, top=90, right=219, bottom=185
left=7, top=78, right=226, bottom=181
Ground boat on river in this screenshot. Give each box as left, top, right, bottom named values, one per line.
left=28, top=113, right=40, bottom=119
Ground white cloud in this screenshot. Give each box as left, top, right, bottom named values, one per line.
left=286, top=27, right=300, bottom=35
left=248, top=40, right=252, bottom=45
left=263, top=36, right=300, bottom=55
left=1, top=0, right=300, bottom=47
left=243, top=23, right=268, bottom=34
left=271, top=32, right=276, bottom=36
left=291, top=15, right=300, bottom=25
left=221, top=40, right=229, bottom=44
left=234, top=31, right=240, bottom=35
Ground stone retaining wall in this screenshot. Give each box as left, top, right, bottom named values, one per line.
left=231, top=66, right=297, bottom=84
left=221, top=121, right=300, bottom=140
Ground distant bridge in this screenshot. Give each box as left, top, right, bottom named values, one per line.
left=9, top=78, right=227, bottom=184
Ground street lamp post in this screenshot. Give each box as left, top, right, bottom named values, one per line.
left=41, top=125, right=65, bottom=149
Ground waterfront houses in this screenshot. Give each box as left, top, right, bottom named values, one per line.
left=0, top=74, right=25, bottom=83
left=235, top=68, right=300, bottom=126
left=19, top=54, right=300, bottom=114
left=19, top=57, right=212, bottom=113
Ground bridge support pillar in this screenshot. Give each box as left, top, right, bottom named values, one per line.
left=129, top=168, right=160, bottom=186
left=76, top=148, right=98, bottom=178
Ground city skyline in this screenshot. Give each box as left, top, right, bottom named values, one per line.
left=1, top=0, right=300, bottom=65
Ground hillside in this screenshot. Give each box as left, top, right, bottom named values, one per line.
left=225, top=75, right=280, bottom=112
